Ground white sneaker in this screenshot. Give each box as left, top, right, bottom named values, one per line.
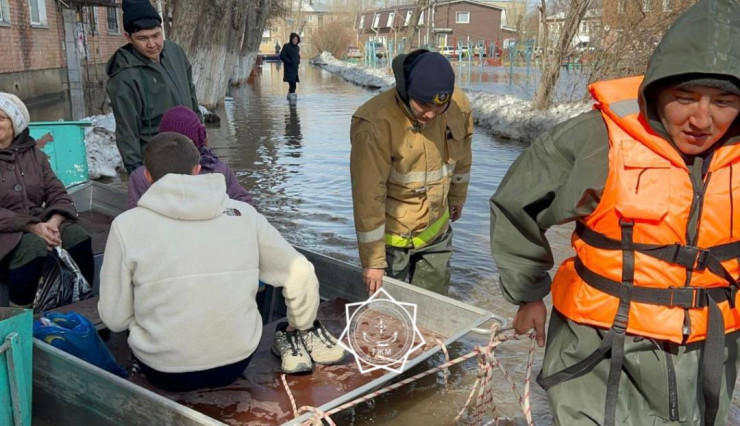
left=298, top=320, right=349, bottom=365
left=272, top=322, right=313, bottom=374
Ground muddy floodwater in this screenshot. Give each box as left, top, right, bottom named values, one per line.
left=36, top=61, right=740, bottom=424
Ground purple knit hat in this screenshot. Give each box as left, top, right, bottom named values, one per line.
left=158, top=106, right=207, bottom=148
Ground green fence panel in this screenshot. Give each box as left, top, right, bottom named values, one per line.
left=29, top=121, right=91, bottom=188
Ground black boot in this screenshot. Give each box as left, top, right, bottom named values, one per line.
left=7, top=256, right=46, bottom=306
left=66, top=237, right=95, bottom=286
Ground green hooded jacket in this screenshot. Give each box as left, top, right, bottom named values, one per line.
left=490, top=0, right=740, bottom=305
left=106, top=40, right=201, bottom=173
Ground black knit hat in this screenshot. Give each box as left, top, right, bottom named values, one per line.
left=123, top=0, right=162, bottom=34
left=675, top=76, right=740, bottom=95
left=406, top=52, right=455, bottom=105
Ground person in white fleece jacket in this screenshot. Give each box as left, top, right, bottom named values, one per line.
left=98, top=132, right=320, bottom=392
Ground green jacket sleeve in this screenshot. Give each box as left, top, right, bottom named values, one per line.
left=490, top=110, right=609, bottom=305
left=108, top=74, right=144, bottom=173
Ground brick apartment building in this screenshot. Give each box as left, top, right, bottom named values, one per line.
left=355, top=0, right=509, bottom=54
left=0, top=0, right=126, bottom=119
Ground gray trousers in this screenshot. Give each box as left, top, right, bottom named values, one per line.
left=542, top=309, right=740, bottom=425
left=385, top=227, right=453, bottom=295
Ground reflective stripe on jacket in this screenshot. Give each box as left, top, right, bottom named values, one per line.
left=350, top=88, right=473, bottom=268
left=551, top=76, right=740, bottom=344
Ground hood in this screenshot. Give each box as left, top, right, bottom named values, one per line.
left=392, top=49, right=429, bottom=106
left=106, top=44, right=149, bottom=78
left=638, top=0, right=740, bottom=139
left=0, top=129, right=36, bottom=160
left=138, top=173, right=229, bottom=221
left=289, top=32, right=301, bottom=44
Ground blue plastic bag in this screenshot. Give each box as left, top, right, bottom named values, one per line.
left=33, top=312, right=128, bottom=378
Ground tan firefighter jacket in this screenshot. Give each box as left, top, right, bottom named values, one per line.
left=350, top=88, right=473, bottom=268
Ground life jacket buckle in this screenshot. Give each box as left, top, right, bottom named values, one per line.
left=670, top=244, right=711, bottom=271
left=413, top=186, right=429, bottom=194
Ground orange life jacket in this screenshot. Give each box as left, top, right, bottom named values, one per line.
left=551, top=75, right=740, bottom=344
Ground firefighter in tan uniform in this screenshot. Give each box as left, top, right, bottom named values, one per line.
left=350, top=50, right=473, bottom=295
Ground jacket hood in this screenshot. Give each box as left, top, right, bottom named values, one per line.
left=639, top=0, right=740, bottom=137
left=0, top=129, right=36, bottom=159
left=289, top=32, right=301, bottom=44
left=138, top=173, right=228, bottom=220
left=392, top=49, right=429, bottom=106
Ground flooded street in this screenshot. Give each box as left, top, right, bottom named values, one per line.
left=204, top=62, right=556, bottom=424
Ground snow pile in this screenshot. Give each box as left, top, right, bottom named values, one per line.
left=312, top=51, right=592, bottom=142
left=311, top=52, right=394, bottom=89
left=80, top=113, right=123, bottom=179
left=467, top=91, right=591, bottom=142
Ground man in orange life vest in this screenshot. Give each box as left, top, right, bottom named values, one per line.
left=490, top=0, right=740, bottom=424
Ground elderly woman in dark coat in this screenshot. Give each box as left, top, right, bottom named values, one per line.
left=280, top=32, right=301, bottom=101
left=0, top=93, right=93, bottom=307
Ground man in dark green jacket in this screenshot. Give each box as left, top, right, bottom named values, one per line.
left=491, top=0, right=740, bottom=424
left=106, top=0, right=201, bottom=173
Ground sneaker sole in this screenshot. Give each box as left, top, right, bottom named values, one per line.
left=310, top=351, right=349, bottom=365
left=271, top=346, right=313, bottom=374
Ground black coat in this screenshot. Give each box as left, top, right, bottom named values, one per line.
left=280, top=33, right=301, bottom=83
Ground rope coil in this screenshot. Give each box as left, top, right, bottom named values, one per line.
left=281, top=323, right=537, bottom=425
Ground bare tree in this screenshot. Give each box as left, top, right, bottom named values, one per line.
left=233, top=0, right=276, bottom=84
left=403, top=0, right=431, bottom=51
left=533, top=0, right=593, bottom=110
left=165, top=0, right=249, bottom=108
left=310, top=20, right=356, bottom=58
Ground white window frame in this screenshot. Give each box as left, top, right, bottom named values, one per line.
left=404, top=10, right=412, bottom=26
left=455, top=11, right=470, bottom=24
left=106, top=6, right=120, bottom=35
left=28, top=0, right=47, bottom=27
left=0, top=0, right=10, bottom=25
left=387, top=11, right=394, bottom=27
left=643, top=0, right=652, bottom=11
left=617, top=0, right=626, bottom=13
left=662, top=0, right=672, bottom=11
left=372, top=12, right=380, bottom=28
left=418, top=10, right=424, bottom=25
left=359, top=15, right=365, bottom=29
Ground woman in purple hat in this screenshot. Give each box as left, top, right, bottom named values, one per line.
left=127, top=106, right=253, bottom=208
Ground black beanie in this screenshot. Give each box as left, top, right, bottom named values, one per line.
left=407, top=52, right=455, bottom=105
left=652, top=73, right=740, bottom=97
left=123, top=0, right=162, bottom=34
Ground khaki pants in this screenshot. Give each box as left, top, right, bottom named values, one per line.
left=542, top=309, right=740, bottom=425
left=385, top=227, right=453, bottom=295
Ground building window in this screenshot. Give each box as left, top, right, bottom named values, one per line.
left=107, top=6, right=119, bottom=34
left=418, top=10, right=424, bottom=25
left=372, top=12, right=380, bottom=28
left=387, top=11, right=394, bottom=27
left=618, top=0, right=626, bottom=13
left=455, top=11, right=470, bottom=24
left=404, top=10, right=412, bottom=26
left=28, top=0, right=47, bottom=26
left=83, top=6, right=98, bottom=34
left=359, top=15, right=365, bottom=29
left=662, top=0, right=672, bottom=11
left=0, top=0, right=10, bottom=25
left=643, top=0, right=652, bottom=11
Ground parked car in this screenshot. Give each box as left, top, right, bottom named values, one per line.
left=346, top=46, right=362, bottom=59
left=439, top=45, right=458, bottom=58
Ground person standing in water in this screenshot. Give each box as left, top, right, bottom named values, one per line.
left=280, top=33, right=301, bottom=102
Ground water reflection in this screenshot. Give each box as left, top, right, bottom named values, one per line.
left=284, top=103, right=302, bottom=157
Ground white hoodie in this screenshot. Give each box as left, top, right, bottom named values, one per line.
left=98, top=173, right=319, bottom=373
